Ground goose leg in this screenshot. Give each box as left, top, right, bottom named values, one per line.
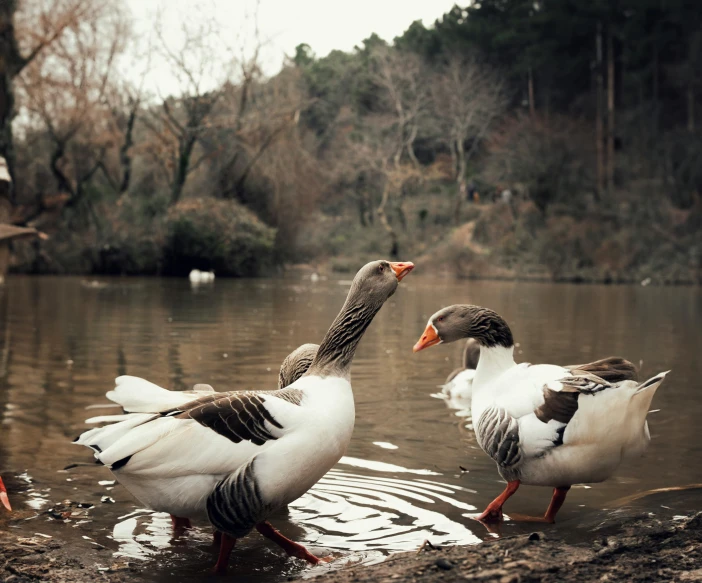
left=502, top=485, right=572, bottom=524
left=171, top=514, right=193, bottom=536
left=543, top=486, right=570, bottom=523
left=213, top=529, right=222, bottom=547
left=0, top=477, right=10, bottom=512
left=213, top=533, right=237, bottom=575
left=476, top=480, right=520, bottom=522
left=255, top=521, right=325, bottom=564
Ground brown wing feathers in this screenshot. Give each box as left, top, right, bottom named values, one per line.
left=566, top=356, right=638, bottom=383
left=162, top=388, right=303, bottom=446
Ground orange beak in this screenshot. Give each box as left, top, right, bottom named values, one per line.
left=0, top=477, right=11, bottom=512
left=413, top=322, right=441, bottom=352
left=390, top=261, right=414, bottom=281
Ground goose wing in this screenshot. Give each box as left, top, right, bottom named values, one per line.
left=565, top=356, right=639, bottom=383
left=79, top=384, right=306, bottom=477
left=477, top=368, right=665, bottom=470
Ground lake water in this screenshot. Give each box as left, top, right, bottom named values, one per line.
left=1, top=275, right=701, bottom=581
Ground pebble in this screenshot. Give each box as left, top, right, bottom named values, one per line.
left=435, top=558, right=453, bottom=570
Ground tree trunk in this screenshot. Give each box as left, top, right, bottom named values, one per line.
left=50, top=141, right=75, bottom=197
left=595, top=22, right=605, bottom=199
left=171, top=135, right=196, bottom=205
left=528, top=67, right=536, bottom=117
left=606, top=23, right=615, bottom=195
left=376, top=183, right=399, bottom=259
left=454, top=137, right=467, bottom=224
left=406, top=124, right=419, bottom=167
left=118, top=105, right=138, bottom=194
left=0, top=0, right=23, bottom=195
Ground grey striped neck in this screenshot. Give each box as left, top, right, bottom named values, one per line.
left=307, top=296, right=383, bottom=379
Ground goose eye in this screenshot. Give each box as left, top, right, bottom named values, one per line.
left=378, top=265, right=384, bottom=273
left=437, top=316, right=444, bottom=322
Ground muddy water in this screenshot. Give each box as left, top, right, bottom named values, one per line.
left=0, top=275, right=700, bottom=581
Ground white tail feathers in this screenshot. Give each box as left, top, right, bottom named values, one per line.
left=631, top=370, right=668, bottom=422
left=107, top=375, right=195, bottom=413
left=634, top=370, right=669, bottom=395
left=74, top=412, right=155, bottom=453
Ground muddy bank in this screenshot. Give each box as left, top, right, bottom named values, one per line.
left=3, top=511, right=701, bottom=582
left=310, top=512, right=702, bottom=583
left=0, top=528, right=144, bottom=583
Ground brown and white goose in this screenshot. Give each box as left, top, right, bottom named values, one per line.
left=75, top=260, right=413, bottom=574
left=278, top=343, right=319, bottom=389
left=413, top=304, right=668, bottom=524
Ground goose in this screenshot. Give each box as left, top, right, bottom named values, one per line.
left=0, top=476, right=10, bottom=511
left=278, top=343, right=318, bottom=389
left=441, top=339, right=480, bottom=404
left=189, top=269, right=215, bottom=284
left=413, top=304, right=667, bottom=524
left=75, top=259, right=414, bottom=574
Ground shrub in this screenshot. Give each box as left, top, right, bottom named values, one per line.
left=163, top=199, right=276, bottom=276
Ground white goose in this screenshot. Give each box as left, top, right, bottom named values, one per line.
left=440, top=339, right=480, bottom=405
left=75, top=260, right=414, bottom=574
left=413, top=304, right=668, bottom=523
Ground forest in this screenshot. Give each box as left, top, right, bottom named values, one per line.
left=1, top=0, right=701, bottom=283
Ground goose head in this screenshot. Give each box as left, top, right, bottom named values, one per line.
left=413, top=304, right=513, bottom=352
left=279, top=343, right=319, bottom=388
left=308, top=260, right=413, bottom=376
left=348, top=260, right=414, bottom=306
left=0, top=476, right=10, bottom=512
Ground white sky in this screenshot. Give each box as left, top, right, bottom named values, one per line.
left=125, top=0, right=458, bottom=95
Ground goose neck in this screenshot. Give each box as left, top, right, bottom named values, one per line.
left=307, top=295, right=382, bottom=379
left=473, top=345, right=516, bottom=391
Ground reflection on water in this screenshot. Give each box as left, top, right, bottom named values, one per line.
left=1, top=275, right=701, bottom=581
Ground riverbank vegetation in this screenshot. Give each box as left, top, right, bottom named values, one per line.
left=2, top=0, right=701, bottom=282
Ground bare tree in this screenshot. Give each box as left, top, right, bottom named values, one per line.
left=104, top=47, right=151, bottom=196
left=334, top=112, right=429, bottom=258
left=18, top=3, right=128, bottom=219
left=1, top=0, right=104, bottom=194
left=140, top=11, right=239, bottom=205
left=370, top=46, right=429, bottom=168
left=431, top=54, right=507, bottom=222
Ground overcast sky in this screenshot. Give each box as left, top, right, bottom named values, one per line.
left=125, top=0, right=458, bottom=95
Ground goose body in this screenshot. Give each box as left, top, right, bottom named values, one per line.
left=189, top=269, right=215, bottom=284
left=414, top=304, right=667, bottom=522
left=440, top=339, right=480, bottom=404
left=79, top=375, right=354, bottom=522
left=75, top=260, right=413, bottom=573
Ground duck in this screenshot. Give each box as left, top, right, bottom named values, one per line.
left=413, top=304, right=668, bottom=524
left=441, top=339, right=481, bottom=404
left=0, top=476, right=10, bottom=511
left=75, top=260, right=414, bottom=574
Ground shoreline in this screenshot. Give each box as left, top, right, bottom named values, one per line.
left=306, top=510, right=702, bottom=583
left=3, top=510, right=702, bottom=582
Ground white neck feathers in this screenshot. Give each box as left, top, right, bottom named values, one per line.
left=473, top=345, right=516, bottom=391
